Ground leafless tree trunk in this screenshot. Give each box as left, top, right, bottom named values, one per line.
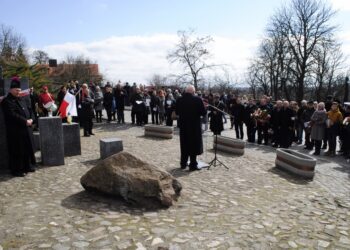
left=167, top=29, right=214, bottom=90
left=32, top=50, right=49, bottom=64
left=0, top=24, right=27, bottom=64
left=276, top=0, right=337, bottom=101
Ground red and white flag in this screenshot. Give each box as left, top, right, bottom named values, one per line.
left=19, top=88, right=30, bottom=97
left=58, top=92, right=78, bottom=118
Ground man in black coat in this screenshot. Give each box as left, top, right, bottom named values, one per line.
left=176, top=85, right=206, bottom=171
left=230, top=97, right=245, bottom=139
left=130, top=87, right=145, bottom=126
left=114, top=84, right=125, bottom=123
left=256, top=98, right=271, bottom=145
left=270, top=100, right=283, bottom=147
left=243, top=98, right=257, bottom=143
left=79, top=84, right=95, bottom=136
left=279, top=101, right=295, bottom=148
left=1, top=78, right=36, bottom=177
left=301, top=101, right=315, bottom=150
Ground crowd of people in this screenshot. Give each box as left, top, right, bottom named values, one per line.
left=31, top=80, right=350, bottom=159
left=206, top=93, right=350, bottom=159
left=10, top=79, right=347, bottom=170
left=2, top=75, right=350, bottom=176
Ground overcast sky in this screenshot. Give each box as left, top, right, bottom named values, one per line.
left=1, top=0, right=349, bottom=83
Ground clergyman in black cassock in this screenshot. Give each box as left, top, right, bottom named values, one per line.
left=1, top=78, right=36, bottom=177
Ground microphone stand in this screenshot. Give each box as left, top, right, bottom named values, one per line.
left=206, top=103, right=230, bottom=170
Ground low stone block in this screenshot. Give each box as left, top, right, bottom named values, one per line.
left=144, top=125, right=173, bottom=139
left=39, top=117, right=65, bottom=166
left=275, top=148, right=316, bottom=179
left=213, top=135, right=245, bottom=155
left=100, top=138, right=123, bottom=159
left=63, top=123, right=81, bottom=156
left=33, top=132, right=40, bottom=152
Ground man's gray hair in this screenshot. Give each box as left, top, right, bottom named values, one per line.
left=185, top=84, right=195, bottom=94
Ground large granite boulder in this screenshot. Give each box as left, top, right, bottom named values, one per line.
left=80, top=152, right=182, bottom=207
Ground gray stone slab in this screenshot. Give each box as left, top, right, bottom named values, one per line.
left=100, top=138, right=123, bottom=159
left=33, top=132, right=40, bottom=152
left=39, top=117, right=65, bottom=166
left=62, top=123, right=81, bottom=157
left=0, top=104, right=9, bottom=172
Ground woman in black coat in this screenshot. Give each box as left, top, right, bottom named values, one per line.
left=165, top=93, right=176, bottom=126
left=103, top=85, right=114, bottom=123
left=209, top=94, right=225, bottom=135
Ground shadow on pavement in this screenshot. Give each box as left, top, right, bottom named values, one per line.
left=61, top=190, right=168, bottom=213
left=136, top=135, right=171, bottom=141
left=93, top=122, right=135, bottom=133
left=81, top=158, right=101, bottom=167
left=168, top=168, right=191, bottom=178
left=0, top=171, right=14, bottom=182
left=268, top=166, right=312, bottom=185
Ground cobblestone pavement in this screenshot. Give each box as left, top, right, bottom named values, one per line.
left=0, top=113, right=350, bottom=249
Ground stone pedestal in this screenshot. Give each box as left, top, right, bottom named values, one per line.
left=33, top=132, right=40, bottom=152
left=0, top=105, right=9, bottom=172
left=39, top=117, right=65, bottom=166
left=63, top=123, right=81, bottom=156
left=144, top=125, right=173, bottom=139
left=276, top=148, right=316, bottom=179
left=100, top=138, right=123, bottom=159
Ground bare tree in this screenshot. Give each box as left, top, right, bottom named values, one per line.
left=167, top=29, right=214, bottom=89
left=0, top=24, right=27, bottom=64
left=246, top=0, right=344, bottom=101
left=32, top=50, right=49, bottom=64
left=275, top=0, right=337, bottom=101
left=148, top=74, right=168, bottom=87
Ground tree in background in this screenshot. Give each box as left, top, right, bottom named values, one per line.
left=3, top=57, right=49, bottom=89
left=148, top=74, right=168, bottom=88
left=246, top=0, right=346, bottom=102
left=0, top=24, right=49, bottom=89
left=0, top=24, right=27, bottom=64
left=167, top=29, right=214, bottom=90
left=32, top=50, right=49, bottom=64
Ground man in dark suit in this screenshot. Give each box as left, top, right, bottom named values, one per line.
left=1, top=78, right=36, bottom=177
left=176, top=85, right=206, bottom=171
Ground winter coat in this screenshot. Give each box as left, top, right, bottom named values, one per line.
left=209, top=101, right=225, bottom=135
left=94, top=91, right=104, bottom=111
left=310, top=110, right=327, bottom=141
left=176, top=93, right=206, bottom=156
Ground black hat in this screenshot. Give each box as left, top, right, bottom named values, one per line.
left=307, top=100, right=314, bottom=104
left=10, top=77, right=21, bottom=89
